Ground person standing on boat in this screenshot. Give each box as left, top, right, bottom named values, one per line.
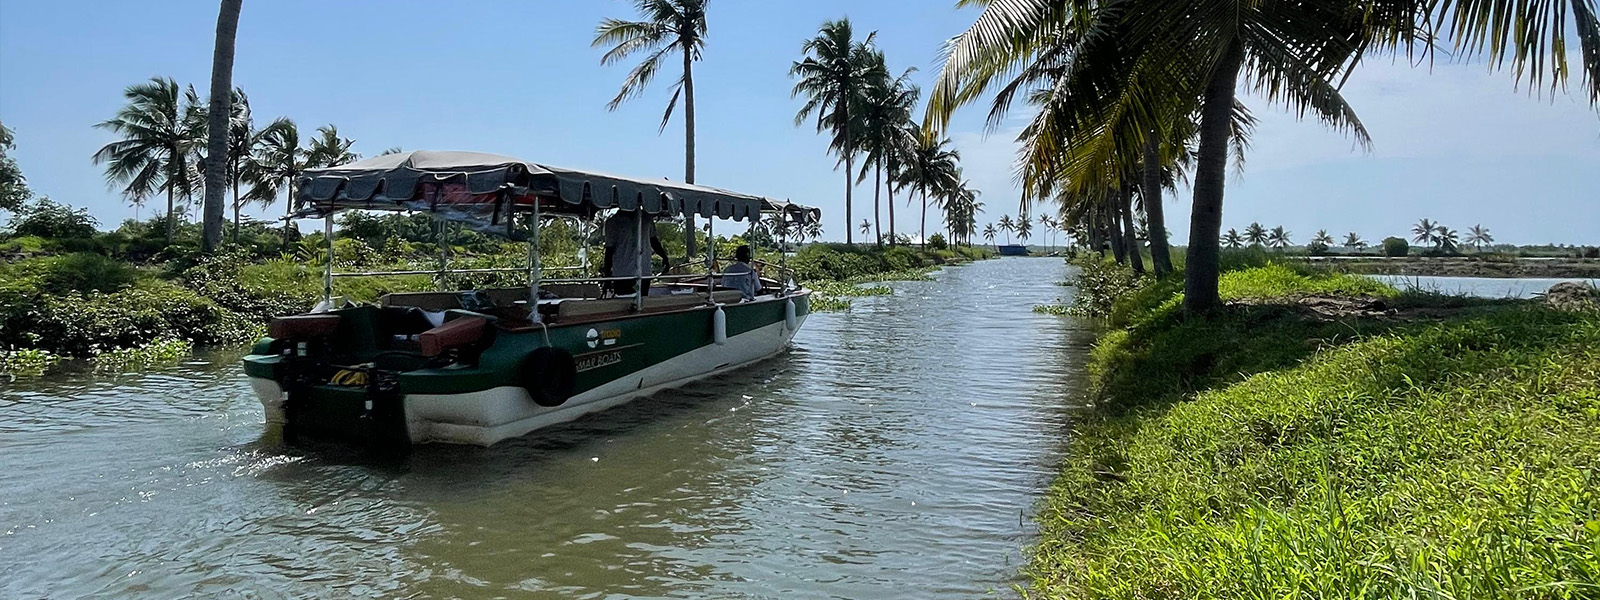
left=721, top=245, right=759, bottom=301
left=602, top=209, right=670, bottom=296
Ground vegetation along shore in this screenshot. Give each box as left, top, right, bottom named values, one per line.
left=1026, top=252, right=1600, bottom=598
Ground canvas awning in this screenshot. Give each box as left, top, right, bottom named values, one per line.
left=291, top=150, right=816, bottom=233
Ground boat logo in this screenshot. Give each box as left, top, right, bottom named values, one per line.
left=586, top=328, right=600, bottom=348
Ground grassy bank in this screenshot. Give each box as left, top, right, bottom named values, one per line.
left=1027, top=256, right=1600, bottom=598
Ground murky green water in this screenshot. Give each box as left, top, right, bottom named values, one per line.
left=0, top=257, right=1091, bottom=599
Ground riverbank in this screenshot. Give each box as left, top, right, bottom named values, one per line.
left=0, top=242, right=989, bottom=377
left=1027, top=257, right=1600, bottom=598
left=1323, top=255, right=1600, bottom=279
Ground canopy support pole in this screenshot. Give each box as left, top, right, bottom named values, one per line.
left=705, top=209, right=716, bottom=304
left=528, top=199, right=542, bottom=321
left=322, top=214, right=334, bottom=306
left=434, top=219, right=448, bottom=291
left=779, top=213, right=790, bottom=295
left=634, top=211, right=645, bottom=313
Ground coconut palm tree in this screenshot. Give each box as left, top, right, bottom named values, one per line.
left=200, top=0, right=244, bottom=253
left=1343, top=232, right=1366, bottom=251
left=792, top=18, right=877, bottom=246
left=1466, top=225, right=1493, bottom=251
left=997, top=214, right=1015, bottom=245
left=944, top=181, right=982, bottom=247
left=246, top=117, right=308, bottom=242
left=1311, top=229, right=1334, bottom=247
left=1436, top=226, right=1460, bottom=253
left=858, top=57, right=918, bottom=246
left=924, top=0, right=1600, bottom=316
left=1268, top=226, right=1292, bottom=251
left=1243, top=222, right=1267, bottom=247
left=896, top=127, right=960, bottom=249
left=93, top=77, right=204, bottom=244
left=982, top=223, right=997, bottom=246
left=306, top=125, right=358, bottom=168
left=221, top=88, right=254, bottom=243
left=1412, top=218, right=1439, bottom=247
left=1222, top=228, right=1243, bottom=249
left=1016, top=218, right=1033, bottom=244
left=858, top=218, right=872, bottom=240
left=594, top=0, right=709, bottom=257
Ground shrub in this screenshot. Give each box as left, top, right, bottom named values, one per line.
left=927, top=233, right=948, bottom=250
left=7, top=196, right=98, bottom=239
left=1382, top=236, right=1409, bottom=257
left=1065, top=255, right=1147, bottom=319
left=30, top=253, right=141, bottom=295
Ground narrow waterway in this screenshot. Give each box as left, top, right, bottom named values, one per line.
left=0, top=257, right=1092, bottom=599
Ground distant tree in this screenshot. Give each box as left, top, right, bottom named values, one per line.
left=1244, top=222, right=1267, bottom=247
left=1222, top=228, right=1243, bottom=249
left=306, top=125, right=358, bottom=167
left=1311, top=229, right=1334, bottom=246
left=93, top=77, right=204, bottom=243
left=219, top=88, right=255, bottom=243
left=982, top=223, right=997, bottom=245
left=791, top=18, right=877, bottom=246
left=998, top=214, right=1014, bottom=244
left=8, top=197, right=99, bottom=239
left=1016, top=218, right=1033, bottom=243
left=1268, top=226, right=1292, bottom=250
left=1436, top=227, right=1460, bottom=253
left=1466, top=225, right=1494, bottom=251
left=246, top=117, right=308, bottom=242
left=1412, top=218, right=1438, bottom=247
left=1343, top=232, right=1366, bottom=250
left=859, top=218, right=871, bottom=239
left=379, top=147, right=405, bottom=156
left=1382, top=236, right=1409, bottom=257
left=0, top=122, right=31, bottom=212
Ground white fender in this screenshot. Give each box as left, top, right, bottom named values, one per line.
left=784, top=298, right=797, bottom=331
left=712, top=305, right=728, bottom=345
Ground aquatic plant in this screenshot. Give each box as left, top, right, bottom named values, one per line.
left=0, top=348, right=62, bottom=378
left=91, top=338, right=191, bottom=372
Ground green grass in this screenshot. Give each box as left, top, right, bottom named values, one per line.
left=1027, top=263, right=1600, bottom=599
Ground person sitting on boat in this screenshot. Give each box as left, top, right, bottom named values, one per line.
left=602, top=209, right=671, bottom=297
left=721, top=245, right=760, bottom=301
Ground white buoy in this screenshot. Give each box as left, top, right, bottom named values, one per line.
left=784, top=298, right=797, bottom=331
left=712, top=305, right=728, bottom=345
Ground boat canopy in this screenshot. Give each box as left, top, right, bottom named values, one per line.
left=291, top=150, right=819, bottom=233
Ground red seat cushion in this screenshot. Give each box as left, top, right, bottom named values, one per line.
left=418, top=316, right=488, bottom=357
left=268, top=314, right=342, bottom=340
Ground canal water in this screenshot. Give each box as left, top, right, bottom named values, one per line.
left=1368, top=274, right=1600, bottom=299
left=0, top=257, right=1091, bottom=599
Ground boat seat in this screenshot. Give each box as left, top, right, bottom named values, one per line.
left=380, top=292, right=462, bottom=311
left=418, top=314, right=490, bottom=357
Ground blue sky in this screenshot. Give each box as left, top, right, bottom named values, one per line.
left=1, top=0, right=1596, bottom=245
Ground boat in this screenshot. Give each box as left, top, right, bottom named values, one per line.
left=997, top=244, right=1030, bottom=256
left=240, top=151, right=820, bottom=448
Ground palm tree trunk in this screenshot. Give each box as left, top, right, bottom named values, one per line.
left=1142, top=135, right=1173, bottom=276
left=283, top=176, right=295, bottom=244
left=201, top=0, right=242, bottom=254
left=886, top=162, right=896, bottom=242
left=1121, top=186, right=1145, bottom=274
left=843, top=153, right=854, bottom=246
left=165, top=185, right=176, bottom=244
left=1106, top=191, right=1126, bottom=264
left=231, top=178, right=240, bottom=244
left=681, top=47, right=699, bottom=259
left=872, top=161, right=882, bottom=247
left=1183, top=39, right=1245, bottom=317
left=919, top=189, right=927, bottom=249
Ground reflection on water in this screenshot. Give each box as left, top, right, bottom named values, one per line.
left=0, top=257, right=1092, bottom=599
left=1370, top=275, right=1600, bottom=299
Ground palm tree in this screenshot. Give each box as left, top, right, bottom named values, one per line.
left=1466, top=225, right=1493, bottom=251
left=1243, top=222, right=1267, bottom=247
left=306, top=125, right=358, bottom=168
left=924, top=0, right=1600, bottom=316
left=221, top=88, right=254, bottom=243
left=982, top=223, right=997, bottom=246
left=1343, top=232, right=1366, bottom=251
left=858, top=218, right=872, bottom=240
left=1311, top=229, right=1334, bottom=247
left=246, top=117, right=307, bottom=242
left=1436, top=226, right=1460, bottom=253
left=1412, top=218, right=1439, bottom=247
left=93, top=77, right=203, bottom=243
left=1268, top=226, right=1292, bottom=251
left=944, top=181, right=982, bottom=246
left=792, top=18, right=877, bottom=246
left=1016, top=218, right=1033, bottom=244
left=1038, top=214, right=1054, bottom=250
left=200, top=0, right=243, bottom=253
left=594, top=0, right=709, bottom=257
left=1222, top=228, right=1243, bottom=249
left=896, top=127, right=960, bottom=249
left=997, top=214, right=1015, bottom=245
left=858, top=56, right=917, bottom=246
